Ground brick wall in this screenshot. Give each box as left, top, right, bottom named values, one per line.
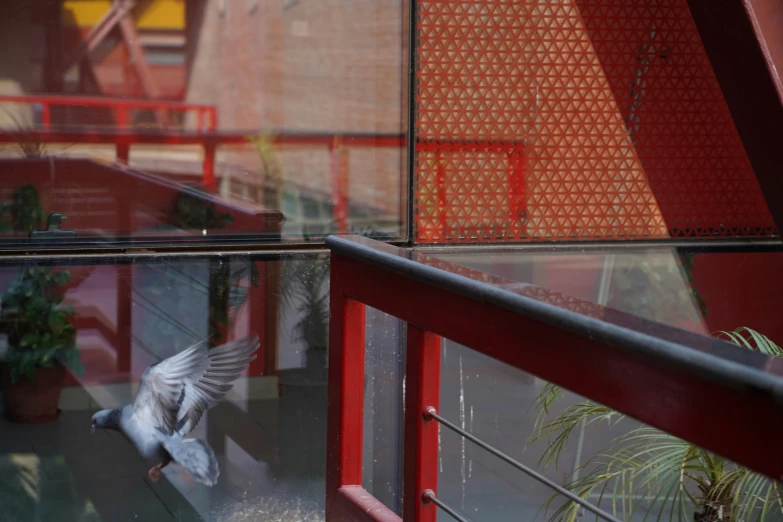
left=185, top=0, right=408, bottom=220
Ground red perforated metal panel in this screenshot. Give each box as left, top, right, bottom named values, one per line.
left=414, top=0, right=776, bottom=243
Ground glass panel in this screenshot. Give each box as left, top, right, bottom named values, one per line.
left=0, top=252, right=329, bottom=520
left=0, top=1, right=408, bottom=249
left=413, top=0, right=775, bottom=244
left=431, top=247, right=783, bottom=342
left=438, top=339, right=559, bottom=521
left=438, top=338, right=783, bottom=522
left=362, top=306, right=405, bottom=516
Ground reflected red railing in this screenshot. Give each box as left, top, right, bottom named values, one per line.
left=0, top=94, right=217, bottom=132
left=0, top=98, right=525, bottom=236
left=326, top=235, right=783, bottom=522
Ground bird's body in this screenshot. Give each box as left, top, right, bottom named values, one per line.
left=91, top=335, right=260, bottom=486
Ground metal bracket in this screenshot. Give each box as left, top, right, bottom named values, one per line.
left=29, top=213, right=77, bottom=240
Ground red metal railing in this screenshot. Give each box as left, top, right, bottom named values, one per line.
left=326, top=235, right=783, bottom=522
left=0, top=94, right=217, bottom=132
left=0, top=121, right=525, bottom=236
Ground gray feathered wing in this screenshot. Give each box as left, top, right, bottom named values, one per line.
left=132, top=335, right=260, bottom=437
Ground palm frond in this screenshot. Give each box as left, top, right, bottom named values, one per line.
left=540, top=432, right=699, bottom=522
left=531, top=381, right=565, bottom=429
left=715, top=327, right=783, bottom=356
left=531, top=327, right=783, bottom=522
left=529, top=400, right=622, bottom=471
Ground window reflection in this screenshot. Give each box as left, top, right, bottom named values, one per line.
left=0, top=254, right=329, bottom=520
left=434, top=248, right=783, bottom=340
left=0, top=1, right=408, bottom=247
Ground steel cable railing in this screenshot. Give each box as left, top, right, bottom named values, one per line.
left=422, top=407, right=623, bottom=522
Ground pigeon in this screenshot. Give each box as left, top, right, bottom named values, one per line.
left=90, top=334, right=260, bottom=486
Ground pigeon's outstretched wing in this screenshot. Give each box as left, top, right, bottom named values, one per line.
left=132, top=335, right=260, bottom=436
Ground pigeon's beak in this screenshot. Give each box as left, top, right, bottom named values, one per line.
left=91, top=422, right=96, bottom=435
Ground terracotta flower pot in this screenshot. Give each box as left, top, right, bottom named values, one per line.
left=0, top=364, right=65, bottom=423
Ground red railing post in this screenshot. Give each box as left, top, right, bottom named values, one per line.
left=326, top=256, right=367, bottom=507
left=115, top=105, right=129, bottom=128
left=508, top=144, right=526, bottom=236
left=436, top=150, right=448, bottom=239
left=330, top=136, right=349, bottom=234
left=203, top=142, right=217, bottom=193
left=209, top=107, right=218, bottom=132
left=41, top=103, right=51, bottom=130
left=404, top=326, right=441, bottom=522
left=116, top=142, right=130, bottom=163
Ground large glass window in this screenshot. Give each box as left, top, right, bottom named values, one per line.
left=1, top=0, right=781, bottom=521
left=0, top=1, right=409, bottom=248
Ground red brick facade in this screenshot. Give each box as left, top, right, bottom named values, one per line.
left=185, top=0, right=408, bottom=219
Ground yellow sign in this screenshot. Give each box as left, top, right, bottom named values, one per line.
left=62, top=0, right=185, bottom=30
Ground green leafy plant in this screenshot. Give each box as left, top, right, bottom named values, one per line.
left=0, top=184, right=46, bottom=235
left=281, top=253, right=330, bottom=353
left=280, top=226, right=392, bottom=357
left=10, top=184, right=45, bottom=234
left=0, top=267, right=82, bottom=383
left=530, top=327, right=782, bottom=522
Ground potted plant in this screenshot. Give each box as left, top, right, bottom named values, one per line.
left=281, top=254, right=330, bottom=380
left=529, top=326, right=782, bottom=522
left=280, top=225, right=392, bottom=380
left=0, top=266, right=83, bottom=423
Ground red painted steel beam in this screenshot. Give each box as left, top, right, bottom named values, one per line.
left=688, top=0, right=783, bottom=234
left=60, top=0, right=134, bottom=76
left=117, top=13, right=159, bottom=100
left=327, top=239, right=783, bottom=483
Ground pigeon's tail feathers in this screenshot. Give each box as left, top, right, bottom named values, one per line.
left=163, top=437, right=219, bottom=487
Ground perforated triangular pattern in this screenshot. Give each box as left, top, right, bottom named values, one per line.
left=414, top=0, right=775, bottom=243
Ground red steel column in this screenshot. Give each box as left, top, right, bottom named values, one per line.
left=404, top=326, right=441, bottom=522
left=326, top=255, right=367, bottom=507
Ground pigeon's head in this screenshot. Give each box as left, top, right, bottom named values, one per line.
left=91, top=408, right=121, bottom=434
